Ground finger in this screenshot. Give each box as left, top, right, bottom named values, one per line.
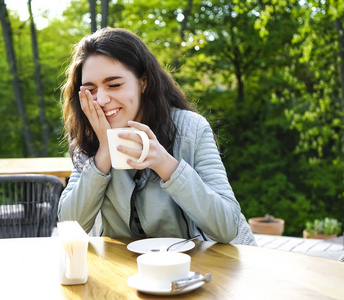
left=85, top=89, right=96, bottom=113
left=79, top=90, right=86, bottom=110
left=127, top=120, right=149, bottom=131
left=79, top=88, right=92, bottom=113
left=94, top=101, right=109, bottom=125
left=117, top=145, right=143, bottom=158
left=117, top=131, right=146, bottom=144
left=92, top=100, right=102, bottom=121
left=127, top=121, right=156, bottom=140
left=126, top=159, right=148, bottom=170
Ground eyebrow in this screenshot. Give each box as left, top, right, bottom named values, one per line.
left=81, top=76, right=123, bottom=86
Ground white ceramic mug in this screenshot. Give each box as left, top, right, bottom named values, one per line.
left=136, top=252, right=191, bottom=289
left=107, top=128, right=149, bottom=169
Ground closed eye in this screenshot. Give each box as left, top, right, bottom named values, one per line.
left=109, top=84, right=122, bottom=88
left=81, top=84, right=96, bottom=93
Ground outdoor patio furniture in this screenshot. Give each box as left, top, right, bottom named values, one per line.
left=0, top=174, right=63, bottom=238
left=0, top=157, right=73, bottom=186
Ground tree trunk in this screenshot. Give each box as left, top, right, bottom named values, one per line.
left=229, top=12, right=244, bottom=103
left=101, top=0, right=109, bottom=28
left=28, top=0, right=49, bottom=156
left=89, top=0, right=97, bottom=33
left=0, top=0, right=36, bottom=156
left=172, top=0, right=193, bottom=70
left=180, top=0, right=193, bottom=41
left=334, top=17, right=344, bottom=158
left=334, top=18, right=344, bottom=111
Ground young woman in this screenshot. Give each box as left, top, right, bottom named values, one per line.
left=58, top=28, right=255, bottom=244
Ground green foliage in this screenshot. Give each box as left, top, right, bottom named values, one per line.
left=1, top=0, right=344, bottom=237
left=305, top=218, right=342, bottom=236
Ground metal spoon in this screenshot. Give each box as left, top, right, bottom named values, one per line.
left=150, top=235, right=200, bottom=252
left=171, top=271, right=212, bottom=292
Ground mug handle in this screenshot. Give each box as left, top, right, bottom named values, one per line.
left=135, top=131, right=150, bottom=163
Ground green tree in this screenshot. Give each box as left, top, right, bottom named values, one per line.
left=28, top=0, right=49, bottom=156
left=0, top=0, right=36, bottom=156
left=251, top=0, right=344, bottom=233
left=1, top=0, right=343, bottom=236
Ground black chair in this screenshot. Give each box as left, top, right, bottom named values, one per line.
left=0, top=174, right=63, bottom=238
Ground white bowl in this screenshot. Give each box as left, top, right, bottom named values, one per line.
left=137, top=252, right=191, bottom=289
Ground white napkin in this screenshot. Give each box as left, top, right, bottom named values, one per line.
left=57, top=221, right=89, bottom=281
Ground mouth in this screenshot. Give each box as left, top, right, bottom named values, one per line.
left=104, top=108, right=121, bottom=117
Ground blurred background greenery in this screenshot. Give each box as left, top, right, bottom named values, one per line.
left=0, top=0, right=343, bottom=236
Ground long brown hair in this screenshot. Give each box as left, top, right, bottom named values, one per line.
left=62, top=28, right=194, bottom=161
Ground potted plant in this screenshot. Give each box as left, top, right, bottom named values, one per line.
left=248, top=214, right=285, bottom=236
left=303, top=218, right=342, bottom=239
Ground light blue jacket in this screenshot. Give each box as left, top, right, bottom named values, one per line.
left=58, top=108, right=241, bottom=243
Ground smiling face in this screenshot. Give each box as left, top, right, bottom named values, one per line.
left=81, top=54, right=146, bottom=128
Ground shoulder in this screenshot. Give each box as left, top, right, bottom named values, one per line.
left=171, top=108, right=210, bottom=136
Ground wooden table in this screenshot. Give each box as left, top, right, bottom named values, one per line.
left=0, top=237, right=343, bottom=299
left=0, top=157, right=73, bottom=185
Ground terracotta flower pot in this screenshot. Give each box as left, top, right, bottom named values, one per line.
left=302, top=230, right=337, bottom=240
left=248, top=217, right=285, bottom=236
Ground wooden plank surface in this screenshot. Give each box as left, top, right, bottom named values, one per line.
left=0, top=157, right=73, bottom=178
left=0, top=157, right=73, bottom=185
left=254, top=234, right=344, bottom=260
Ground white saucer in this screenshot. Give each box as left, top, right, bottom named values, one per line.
left=127, top=238, right=195, bottom=254
left=127, top=271, right=204, bottom=295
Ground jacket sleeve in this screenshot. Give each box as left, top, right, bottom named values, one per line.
left=161, top=114, right=240, bottom=243
left=57, top=156, right=111, bottom=233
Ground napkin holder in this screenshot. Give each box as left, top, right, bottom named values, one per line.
left=57, top=221, right=89, bottom=285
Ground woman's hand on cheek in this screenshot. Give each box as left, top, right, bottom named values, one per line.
left=126, top=121, right=179, bottom=182
left=79, top=87, right=110, bottom=146
left=79, top=87, right=112, bottom=174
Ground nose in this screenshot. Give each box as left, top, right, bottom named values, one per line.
left=95, top=88, right=110, bottom=106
